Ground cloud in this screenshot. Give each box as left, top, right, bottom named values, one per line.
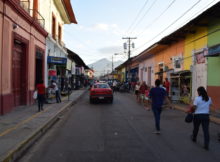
left=94, top=23, right=109, bottom=31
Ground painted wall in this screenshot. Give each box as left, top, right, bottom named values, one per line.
left=154, top=40, right=184, bottom=79
left=38, top=0, right=64, bottom=37
left=138, top=56, right=155, bottom=86
left=207, top=20, right=220, bottom=109
left=184, top=27, right=207, bottom=70
left=0, top=1, right=46, bottom=114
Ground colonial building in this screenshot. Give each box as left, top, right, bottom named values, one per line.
left=0, top=0, right=47, bottom=114
left=38, top=0, right=77, bottom=87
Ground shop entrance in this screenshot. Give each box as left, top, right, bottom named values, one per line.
left=12, top=40, right=26, bottom=107
left=35, top=50, right=43, bottom=85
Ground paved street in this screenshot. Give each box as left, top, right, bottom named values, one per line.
left=19, top=92, right=220, bottom=162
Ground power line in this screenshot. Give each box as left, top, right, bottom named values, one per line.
left=136, top=0, right=177, bottom=37
left=125, top=0, right=149, bottom=35
left=134, top=0, right=202, bottom=52
left=129, top=0, right=158, bottom=36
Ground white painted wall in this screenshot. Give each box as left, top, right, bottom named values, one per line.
left=138, top=57, right=155, bottom=87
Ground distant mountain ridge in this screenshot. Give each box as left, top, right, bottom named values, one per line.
left=88, top=58, right=123, bottom=76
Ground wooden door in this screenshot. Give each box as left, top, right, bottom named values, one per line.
left=12, top=41, right=25, bottom=106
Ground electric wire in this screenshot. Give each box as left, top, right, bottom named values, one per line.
left=133, top=0, right=202, bottom=52
left=125, top=0, right=150, bottom=35
left=129, top=0, right=158, bottom=36
left=136, top=0, right=177, bottom=37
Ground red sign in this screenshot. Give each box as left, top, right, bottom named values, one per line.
left=48, top=69, right=57, bottom=76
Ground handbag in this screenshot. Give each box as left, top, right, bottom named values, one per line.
left=185, top=113, right=193, bottom=123
left=33, top=90, right=38, bottom=100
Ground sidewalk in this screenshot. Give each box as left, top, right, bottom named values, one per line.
left=0, top=89, right=87, bottom=162
left=173, top=103, right=220, bottom=124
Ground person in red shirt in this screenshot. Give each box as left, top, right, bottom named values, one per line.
left=36, top=80, right=46, bottom=112
left=139, top=81, right=148, bottom=104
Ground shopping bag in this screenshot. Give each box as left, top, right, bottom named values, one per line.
left=185, top=113, right=193, bottom=123
left=33, top=90, right=37, bottom=100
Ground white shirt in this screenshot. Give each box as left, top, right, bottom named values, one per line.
left=52, top=82, right=58, bottom=91
left=193, top=96, right=212, bottom=114
left=135, top=85, right=140, bottom=91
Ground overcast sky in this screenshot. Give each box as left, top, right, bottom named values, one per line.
left=63, top=0, right=220, bottom=65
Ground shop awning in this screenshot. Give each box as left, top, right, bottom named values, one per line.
left=207, top=45, right=220, bottom=57
left=171, top=70, right=191, bottom=76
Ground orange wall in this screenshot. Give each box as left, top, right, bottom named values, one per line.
left=154, top=40, right=184, bottom=74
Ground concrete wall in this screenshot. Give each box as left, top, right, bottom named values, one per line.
left=138, top=57, right=155, bottom=86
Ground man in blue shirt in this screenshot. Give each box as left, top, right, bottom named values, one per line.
left=149, top=79, right=168, bottom=134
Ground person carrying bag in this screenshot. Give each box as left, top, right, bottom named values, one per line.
left=190, top=86, right=212, bottom=150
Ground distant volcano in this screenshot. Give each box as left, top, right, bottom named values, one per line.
left=88, top=58, right=123, bottom=76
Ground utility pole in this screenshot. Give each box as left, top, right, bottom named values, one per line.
left=122, top=37, right=137, bottom=82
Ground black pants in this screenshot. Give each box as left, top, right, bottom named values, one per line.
left=56, top=90, right=61, bottom=103
left=152, top=106, right=162, bottom=131
left=192, top=114, right=210, bottom=147
left=37, top=94, right=44, bottom=111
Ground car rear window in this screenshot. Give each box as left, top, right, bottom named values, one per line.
left=94, top=84, right=109, bottom=89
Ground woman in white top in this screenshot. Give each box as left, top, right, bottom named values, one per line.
left=192, top=86, right=212, bottom=150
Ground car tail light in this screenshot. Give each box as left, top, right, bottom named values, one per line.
left=90, top=90, right=96, bottom=95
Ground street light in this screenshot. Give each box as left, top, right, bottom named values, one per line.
left=112, top=53, right=123, bottom=73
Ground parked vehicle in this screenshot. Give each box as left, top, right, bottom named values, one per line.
left=90, top=83, right=113, bottom=103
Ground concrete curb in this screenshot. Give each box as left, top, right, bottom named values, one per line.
left=173, top=104, right=220, bottom=125
left=1, top=90, right=87, bottom=162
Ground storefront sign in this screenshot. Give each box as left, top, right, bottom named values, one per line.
left=47, top=56, right=67, bottom=64
left=208, top=45, right=220, bottom=57
left=48, top=69, right=57, bottom=76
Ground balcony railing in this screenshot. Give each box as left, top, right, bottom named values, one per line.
left=29, top=9, right=45, bottom=28
left=19, top=1, right=45, bottom=28
left=20, top=0, right=30, bottom=13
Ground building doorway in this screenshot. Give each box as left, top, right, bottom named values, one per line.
left=35, top=50, right=44, bottom=85
left=12, top=40, right=26, bottom=107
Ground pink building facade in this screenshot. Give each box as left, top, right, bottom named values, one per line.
left=0, top=0, right=47, bottom=115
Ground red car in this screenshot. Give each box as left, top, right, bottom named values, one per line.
left=90, top=83, right=113, bottom=103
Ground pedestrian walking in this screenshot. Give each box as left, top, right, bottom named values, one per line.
left=36, top=80, right=45, bottom=112
left=135, top=82, right=140, bottom=102
left=51, top=80, right=61, bottom=103
left=139, top=81, right=148, bottom=104
left=191, top=86, right=212, bottom=150
left=149, top=79, right=168, bottom=134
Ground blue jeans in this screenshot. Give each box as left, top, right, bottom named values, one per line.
left=55, top=90, right=61, bottom=103
left=152, top=106, right=162, bottom=131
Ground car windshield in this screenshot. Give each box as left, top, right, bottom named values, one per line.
left=94, top=84, right=109, bottom=89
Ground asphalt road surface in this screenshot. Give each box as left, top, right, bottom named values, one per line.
left=19, top=92, right=220, bottom=162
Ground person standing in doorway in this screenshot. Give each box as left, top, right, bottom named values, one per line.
left=191, top=86, right=212, bottom=150
left=36, top=80, right=45, bottom=112
left=149, top=79, right=168, bottom=134
left=51, top=80, right=61, bottom=103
